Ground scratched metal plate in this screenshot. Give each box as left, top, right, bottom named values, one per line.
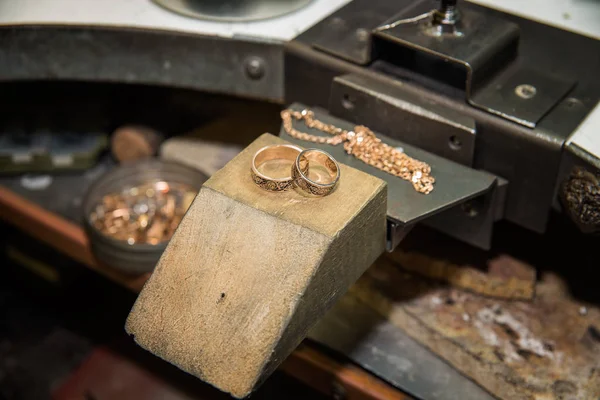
left=308, top=294, right=494, bottom=400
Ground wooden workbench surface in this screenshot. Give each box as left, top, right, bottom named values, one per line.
left=0, top=184, right=409, bottom=400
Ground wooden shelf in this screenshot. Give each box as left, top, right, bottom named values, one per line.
left=0, top=186, right=148, bottom=292
left=0, top=184, right=409, bottom=400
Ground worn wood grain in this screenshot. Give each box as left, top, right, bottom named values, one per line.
left=0, top=183, right=401, bottom=400
left=125, top=133, right=387, bottom=398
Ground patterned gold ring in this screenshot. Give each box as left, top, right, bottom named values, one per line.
left=251, top=144, right=306, bottom=191
left=292, top=149, right=340, bottom=196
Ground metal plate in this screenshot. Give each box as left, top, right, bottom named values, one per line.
left=329, top=74, right=477, bottom=166
left=315, top=0, right=578, bottom=128
left=308, top=293, right=495, bottom=400
left=423, top=187, right=496, bottom=250
left=471, top=65, right=575, bottom=128
left=302, top=0, right=409, bottom=64
left=373, top=2, right=576, bottom=128
left=153, top=0, right=313, bottom=22
left=285, top=0, right=599, bottom=234
left=566, top=101, right=600, bottom=161
left=375, top=3, right=520, bottom=76
left=280, top=103, right=497, bottom=226
left=0, top=26, right=284, bottom=102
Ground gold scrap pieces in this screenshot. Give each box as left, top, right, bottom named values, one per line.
left=89, top=181, right=197, bottom=245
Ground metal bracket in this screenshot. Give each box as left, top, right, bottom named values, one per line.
left=280, top=103, right=499, bottom=250
left=329, top=73, right=476, bottom=166
left=387, top=220, right=413, bottom=252
left=305, top=0, right=404, bottom=65
left=373, top=1, right=575, bottom=128
left=308, top=0, right=575, bottom=129
left=423, top=177, right=507, bottom=250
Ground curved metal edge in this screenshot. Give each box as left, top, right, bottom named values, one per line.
left=0, top=25, right=284, bottom=102
left=152, top=0, right=314, bottom=23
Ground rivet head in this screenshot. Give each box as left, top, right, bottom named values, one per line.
left=244, top=56, right=266, bottom=80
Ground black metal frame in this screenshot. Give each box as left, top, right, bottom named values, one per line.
left=284, top=0, right=600, bottom=240
left=0, top=25, right=284, bottom=102
left=0, top=0, right=597, bottom=246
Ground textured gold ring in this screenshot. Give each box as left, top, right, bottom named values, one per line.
left=251, top=144, right=306, bottom=191
left=292, top=149, right=340, bottom=196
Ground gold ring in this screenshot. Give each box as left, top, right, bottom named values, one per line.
left=251, top=144, right=306, bottom=191
left=292, top=149, right=340, bottom=196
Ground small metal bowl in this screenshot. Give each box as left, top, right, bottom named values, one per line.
left=82, top=159, right=207, bottom=274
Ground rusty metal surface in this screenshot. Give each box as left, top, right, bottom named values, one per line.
left=560, top=163, right=600, bottom=234
left=309, top=294, right=494, bottom=400
left=387, top=250, right=536, bottom=300
left=351, top=256, right=600, bottom=400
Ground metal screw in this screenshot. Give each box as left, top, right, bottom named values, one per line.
left=515, top=84, right=537, bottom=99
left=435, top=0, right=460, bottom=25
left=565, top=97, right=583, bottom=109
left=244, top=56, right=265, bottom=80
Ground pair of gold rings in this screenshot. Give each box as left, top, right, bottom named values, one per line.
left=251, top=144, right=340, bottom=196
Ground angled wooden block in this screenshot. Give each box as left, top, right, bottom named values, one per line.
left=125, top=133, right=387, bottom=398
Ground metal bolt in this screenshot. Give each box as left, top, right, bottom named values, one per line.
left=565, top=97, right=583, bottom=109
left=244, top=56, right=265, bottom=80
left=515, top=84, right=537, bottom=99
left=428, top=0, right=462, bottom=36
left=435, top=0, right=460, bottom=25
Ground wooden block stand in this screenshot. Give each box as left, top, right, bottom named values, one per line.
left=126, top=133, right=387, bottom=398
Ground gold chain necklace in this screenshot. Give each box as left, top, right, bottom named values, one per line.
left=281, top=109, right=435, bottom=194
